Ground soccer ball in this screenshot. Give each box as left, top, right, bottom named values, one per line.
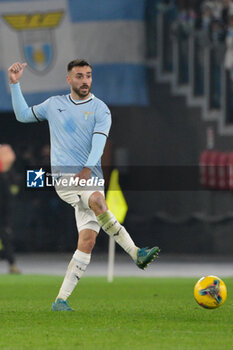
left=194, top=275, right=227, bottom=309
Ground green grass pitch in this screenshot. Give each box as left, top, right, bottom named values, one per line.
left=0, top=275, right=232, bottom=350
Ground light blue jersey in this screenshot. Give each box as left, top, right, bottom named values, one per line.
left=31, top=93, right=111, bottom=177
left=10, top=83, right=111, bottom=178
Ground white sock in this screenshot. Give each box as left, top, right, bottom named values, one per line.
left=56, top=249, right=91, bottom=301
left=97, top=210, right=138, bottom=260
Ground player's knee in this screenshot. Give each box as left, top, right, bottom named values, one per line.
left=89, top=191, right=107, bottom=214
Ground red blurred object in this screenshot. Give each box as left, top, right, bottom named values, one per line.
left=199, top=150, right=221, bottom=189
left=217, top=152, right=229, bottom=190
left=227, top=152, right=233, bottom=190
left=199, top=150, right=211, bottom=187
left=208, top=151, right=221, bottom=189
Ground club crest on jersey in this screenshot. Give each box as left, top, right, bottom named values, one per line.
left=2, top=11, right=64, bottom=74
left=83, top=111, right=93, bottom=120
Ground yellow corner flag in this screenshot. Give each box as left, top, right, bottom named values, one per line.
left=106, top=169, right=128, bottom=224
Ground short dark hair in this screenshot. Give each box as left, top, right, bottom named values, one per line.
left=67, top=59, right=92, bottom=72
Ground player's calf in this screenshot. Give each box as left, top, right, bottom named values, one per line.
left=89, top=192, right=160, bottom=269
left=78, top=229, right=97, bottom=253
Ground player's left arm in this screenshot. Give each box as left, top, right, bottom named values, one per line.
left=75, top=134, right=108, bottom=180
left=75, top=103, right=112, bottom=180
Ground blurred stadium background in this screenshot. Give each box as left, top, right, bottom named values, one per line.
left=0, top=0, right=233, bottom=273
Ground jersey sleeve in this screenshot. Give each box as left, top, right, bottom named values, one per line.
left=93, top=102, right=112, bottom=137
left=10, top=82, right=40, bottom=123
left=32, top=98, right=51, bottom=122
left=85, top=133, right=107, bottom=168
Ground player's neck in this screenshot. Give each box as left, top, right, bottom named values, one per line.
left=70, top=91, right=91, bottom=101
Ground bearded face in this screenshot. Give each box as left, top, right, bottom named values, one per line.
left=67, top=66, right=92, bottom=99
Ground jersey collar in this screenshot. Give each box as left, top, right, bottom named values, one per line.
left=68, top=93, right=95, bottom=105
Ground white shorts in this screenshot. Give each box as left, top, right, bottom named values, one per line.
left=55, top=182, right=104, bottom=233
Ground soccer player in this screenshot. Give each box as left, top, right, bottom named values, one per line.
left=8, top=59, right=160, bottom=311
left=0, top=144, right=21, bottom=273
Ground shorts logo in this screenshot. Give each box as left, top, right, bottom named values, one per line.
left=2, top=11, right=64, bottom=74
left=27, top=168, right=45, bottom=187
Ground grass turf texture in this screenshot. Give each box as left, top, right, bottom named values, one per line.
left=0, top=276, right=232, bottom=350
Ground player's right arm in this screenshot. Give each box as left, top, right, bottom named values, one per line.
left=8, top=62, right=44, bottom=123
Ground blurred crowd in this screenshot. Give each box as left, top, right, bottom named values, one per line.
left=158, top=0, right=233, bottom=74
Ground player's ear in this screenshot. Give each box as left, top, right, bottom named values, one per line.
left=66, top=74, right=71, bottom=85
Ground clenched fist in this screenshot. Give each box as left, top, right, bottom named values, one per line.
left=8, top=62, right=27, bottom=84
